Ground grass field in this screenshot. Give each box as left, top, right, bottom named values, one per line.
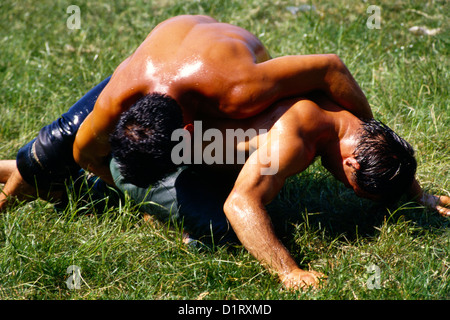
left=0, top=0, right=449, bottom=300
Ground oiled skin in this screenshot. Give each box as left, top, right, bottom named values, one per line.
left=163, top=94, right=450, bottom=289
left=72, top=15, right=372, bottom=184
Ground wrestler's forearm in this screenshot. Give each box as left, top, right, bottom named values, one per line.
left=257, top=54, right=372, bottom=119
left=73, top=124, right=114, bottom=185
left=224, top=192, right=300, bottom=279
left=77, top=156, right=115, bottom=186
left=324, top=54, right=373, bottom=119
left=407, top=179, right=424, bottom=200
left=74, top=154, right=114, bottom=186
left=92, top=165, right=114, bottom=186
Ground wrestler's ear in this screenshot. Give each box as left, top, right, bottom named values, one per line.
left=183, top=123, right=194, bottom=135
left=344, top=157, right=360, bottom=170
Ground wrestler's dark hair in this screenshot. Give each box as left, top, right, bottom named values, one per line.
left=110, top=93, right=183, bottom=188
left=353, top=119, right=417, bottom=204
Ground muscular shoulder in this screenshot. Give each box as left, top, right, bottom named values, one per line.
left=275, top=98, right=324, bottom=131
left=136, top=15, right=219, bottom=55
left=262, top=100, right=321, bottom=178
left=151, top=15, right=218, bottom=34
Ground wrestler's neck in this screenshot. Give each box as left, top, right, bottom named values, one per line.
left=336, top=111, right=361, bottom=157
left=160, top=86, right=198, bottom=125
left=316, top=110, right=361, bottom=179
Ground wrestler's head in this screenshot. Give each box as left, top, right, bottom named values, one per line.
left=110, top=93, right=183, bottom=188
left=347, top=119, right=417, bottom=203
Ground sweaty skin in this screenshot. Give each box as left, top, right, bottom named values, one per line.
left=191, top=95, right=360, bottom=289
left=73, top=15, right=372, bottom=184
left=1, top=95, right=448, bottom=289
left=174, top=94, right=450, bottom=289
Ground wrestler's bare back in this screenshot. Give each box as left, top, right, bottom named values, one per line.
left=105, top=15, right=272, bottom=120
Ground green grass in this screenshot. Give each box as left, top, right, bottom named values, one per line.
left=0, top=0, right=449, bottom=300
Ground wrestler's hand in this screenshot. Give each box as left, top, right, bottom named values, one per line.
left=420, top=193, right=450, bottom=218
left=280, top=268, right=326, bottom=291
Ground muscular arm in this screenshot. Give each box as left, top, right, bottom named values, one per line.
left=73, top=103, right=115, bottom=185
left=223, top=130, right=324, bottom=289
left=73, top=57, right=139, bottom=185
left=73, top=91, right=118, bottom=185
left=246, top=54, right=373, bottom=119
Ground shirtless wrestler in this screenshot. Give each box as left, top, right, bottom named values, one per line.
left=1, top=14, right=372, bottom=210
left=107, top=91, right=449, bottom=290
left=1, top=15, right=448, bottom=290
left=2, top=93, right=447, bottom=291
left=73, top=14, right=372, bottom=185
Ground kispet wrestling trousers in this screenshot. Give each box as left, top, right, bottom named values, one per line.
left=16, top=76, right=112, bottom=190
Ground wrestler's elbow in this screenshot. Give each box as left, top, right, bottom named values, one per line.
left=323, top=54, right=345, bottom=83
left=326, top=53, right=345, bottom=70
left=224, top=190, right=240, bottom=217
left=74, top=153, right=100, bottom=174
left=73, top=132, right=108, bottom=170
left=224, top=186, right=263, bottom=222
left=223, top=189, right=248, bottom=219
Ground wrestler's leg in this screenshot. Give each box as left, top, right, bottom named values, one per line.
left=0, top=160, right=31, bottom=211
left=0, top=160, right=16, bottom=183
left=16, top=76, right=111, bottom=190
left=0, top=160, right=66, bottom=211
left=0, top=165, right=37, bottom=211
left=1, top=76, right=111, bottom=212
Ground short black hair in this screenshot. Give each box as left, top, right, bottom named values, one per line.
left=110, top=93, right=184, bottom=188
left=353, top=119, right=417, bottom=204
